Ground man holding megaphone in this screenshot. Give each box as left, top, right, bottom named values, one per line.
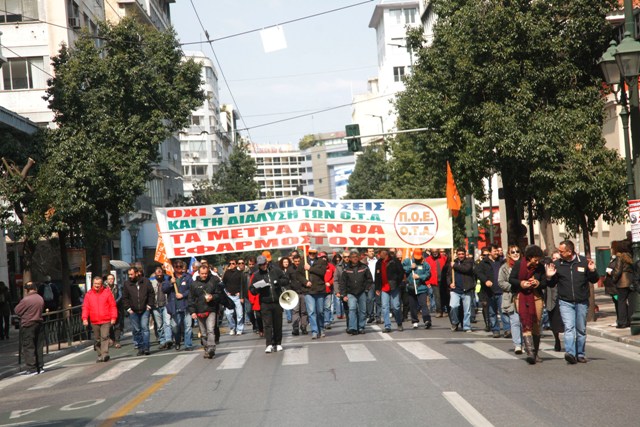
left=249, top=255, right=290, bottom=353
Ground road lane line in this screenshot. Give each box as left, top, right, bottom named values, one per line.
left=540, top=348, right=565, bottom=359
left=398, top=341, right=447, bottom=360
left=443, top=392, right=494, bottom=427
left=217, top=350, right=252, bottom=370
left=589, top=342, right=640, bottom=361
left=90, top=360, right=145, bottom=383
left=463, top=342, right=517, bottom=359
left=152, top=354, right=198, bottom=376
left=370, top=325, right=393, bottom=341
left=341, top=344, right=376, bottom=362
left=45, top=346, right=95, bottom=368
left=0, top=375, right=29, bottom=392
left=282, top=347, right=309, bottom=365
left=28, top=367, right=84, bottom=390
left=99, top=375, right=175, bottom=427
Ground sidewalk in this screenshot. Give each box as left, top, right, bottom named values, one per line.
left=0, top=329, right=92, bottom=380
left=587, top=286, right=640, bottom=347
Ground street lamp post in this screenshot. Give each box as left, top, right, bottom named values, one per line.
left=598, top=0, right=640, bottom=334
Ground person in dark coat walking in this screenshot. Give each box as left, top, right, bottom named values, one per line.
left=15, top=282, right=45, bottom=375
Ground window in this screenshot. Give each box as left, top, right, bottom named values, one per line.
left=2, top=57, right=46, bottom=90
left=182, top=166, right=190, bottom=175
left=389, top=9, right=402, bottom=24
left=192, top=165, right=207, bottom=176
left=0, top=0, right=38, bottom=22
left=393, top=66, right=405, bottom=82
left=191, top=115, right=202, bottom=126
left=404, top=8, right=416, bottom=24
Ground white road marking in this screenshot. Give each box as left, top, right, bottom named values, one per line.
left=589, top=342, right=640, bottom=361
left=90, top=359, right=145, bottom=383
left=463, top=342, right=517, bottom=359
left=152, top=354, right=199, bottom=376
left=443, top=391, right=494, bottom=427
left=217, top=350, right=252, bottom=370
left=370, top=324, right=393, bottom=341
left=282, top=347, right=309, bottom=365
left=341, top=344, right=376, bottom=362
left=540, top=348, right=565, bottom=359
left=45, top=346, right=94, bottom=368
left=398, top=341, right=447, bottom=360
left=28, top=367, right=84, bottom=390
left=0, top=375, right=29, bottom=392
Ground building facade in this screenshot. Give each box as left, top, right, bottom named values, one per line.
left=250, top=145, right=306, bottom=199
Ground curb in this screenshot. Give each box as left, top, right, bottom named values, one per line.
left=586, top=325, right=640, bottom=348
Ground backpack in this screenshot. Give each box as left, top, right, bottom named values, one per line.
left=43, top=283, right=54, bottom=302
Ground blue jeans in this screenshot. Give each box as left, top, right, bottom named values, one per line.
left=170, top=311, right=186, bottom=346
left=152, top=306, right=172, bottom=345
left=508, top=311, right=522, bottom=346
left=348, top=293, right=367, bottom=331
left=285, top=309, right=292, bottom=322
left=334, top=295, right=344, bottom=317
left=426, top=286, right=436, bottom=312
left=381, top=288, right=402, bottom=328
left=487, top=294, right=506, bottom=333
left=130, top=310, right=150, bottom=351
left=184, top=314, right=193, bottom=348
left=449, top=291, right=472, bottom=331
left=305, top=294, right=326, bottom=334
left=324, top=293, right=334, bottom=325
left=366, top=287, right=381, bottom=319
left=559, top=300, right=588, bottom=357
left=224, top=293, right=244, bottom=333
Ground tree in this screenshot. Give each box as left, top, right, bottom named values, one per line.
left=37, top=18, right=204, bottom=300
left=298, top=134, right=319, bottom=151
left=395, top=0, right=623, bottom=249
left=345, top=144, right=389, bottom=199
left=189, top=143, right=259, bottom=205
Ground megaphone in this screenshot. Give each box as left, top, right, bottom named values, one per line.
left=279, top=290, right=299, bottom=310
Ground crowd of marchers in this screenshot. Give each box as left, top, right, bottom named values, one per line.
left=15, top=236, right=630, bottom=374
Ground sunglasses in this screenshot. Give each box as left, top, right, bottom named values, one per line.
left=510, top=250, right=520, bottom=254
left=238, top=261, right=245, bottom=264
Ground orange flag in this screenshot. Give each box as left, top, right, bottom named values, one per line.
left=155, top=225, right=174, bottom=277
left=446, top=161, right=462, bottom=217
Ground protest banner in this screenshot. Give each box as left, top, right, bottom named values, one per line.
left=155, top=196, right=453, bottom=258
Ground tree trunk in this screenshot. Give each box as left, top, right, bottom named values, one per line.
left=21, top=239, right=36, bottom=284
left=579, top=213, right=597, bottom=322
left=58, top=231, right=71, bottom=315
left=501, top=177, right=525, bottom=247
left=539, top=208, right=556, bottom=252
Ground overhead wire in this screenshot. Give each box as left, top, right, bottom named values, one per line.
left=179, top=0, right=375, bottom=45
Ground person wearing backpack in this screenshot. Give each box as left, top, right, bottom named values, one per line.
left=38, top=276, right=60, bottom=313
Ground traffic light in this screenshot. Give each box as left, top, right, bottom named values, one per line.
left=346, top=124, right=362, bottom=152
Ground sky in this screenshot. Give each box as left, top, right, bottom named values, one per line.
left=171, top=0, right=379, bottom=147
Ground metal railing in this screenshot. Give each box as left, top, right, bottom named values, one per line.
left=18, top=305, right=87, bottom=365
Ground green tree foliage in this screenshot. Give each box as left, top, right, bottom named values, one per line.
left=345, top=144, right=389, bottom=199
left=395, top=0, right=624, bottom=246
left=298, top=134, right=319, bottom=151
left=188, top=143, right=259, bottom=205
left=38, top=18, right=204, bottom=273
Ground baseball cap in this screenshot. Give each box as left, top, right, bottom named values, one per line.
left=256, top=255, right=268, bottom=265
left=308, top=248, right=318, bottom=254
left=262, top=250, right=272, bottom=262
left=413, top=248, right=423, bottom=260
left=318, top=251, right=327, bottom=258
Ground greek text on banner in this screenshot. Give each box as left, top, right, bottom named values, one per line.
left=154, top=196, right=453, bottom=258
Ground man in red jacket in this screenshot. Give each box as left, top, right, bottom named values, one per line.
left=83, top=276, right=117, bottom=362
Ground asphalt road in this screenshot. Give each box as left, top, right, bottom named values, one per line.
left=1, top=317, right=639, bottom=427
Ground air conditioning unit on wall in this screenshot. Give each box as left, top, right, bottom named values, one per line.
left=68, top=17, right=81, bottom=29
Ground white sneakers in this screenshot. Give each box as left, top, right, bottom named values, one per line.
left=229, top=330, right=236, bottom=336
left=515, top=345, right=523, bottom=355
left=265, top=345, right=273, bottom=353
left=276, top=345, right=283, bottom=352
left=412, top=323, right=418, bottom=329
left=236, top=331, right=242, bottom=336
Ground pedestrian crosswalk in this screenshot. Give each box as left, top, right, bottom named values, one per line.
left=0, top=340, right=564, bottom=392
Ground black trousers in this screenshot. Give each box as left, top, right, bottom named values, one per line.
left=21, top=322, right=44, bottom=371
left=261, top=302, right=283, bottom=346
left=616, top=287, right=631, bottom=327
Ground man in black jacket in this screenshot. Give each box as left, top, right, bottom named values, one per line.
left=250, top=255, right=290, bottom=353
left=122, top=267, right=155, bottom=356
left=189, top=265, right=224, bottom=359
left=222, top=259, right=246, bottom=336
left=338, top=250, right=374, bottom=335
left=546, top=240, right=599, bottom=364
left=304, top=249, right=327, bottom=340
left=450, top=248, right=475, bottom=332
left=289, top=255, right=309, bottom=336
left=476, top=244, right=507, bottom=338
left=375, top=250, right=405, bottom=332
